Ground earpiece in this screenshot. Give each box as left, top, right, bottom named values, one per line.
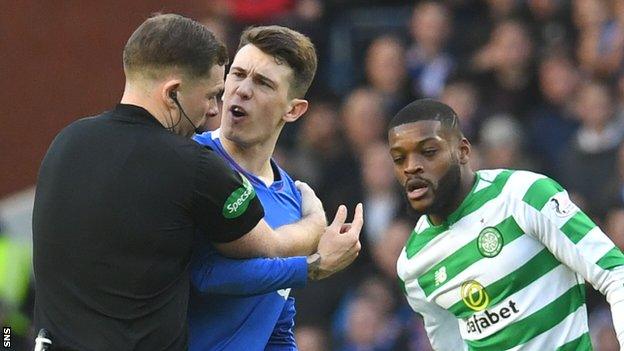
left=167, top=90, right=202, bottom=134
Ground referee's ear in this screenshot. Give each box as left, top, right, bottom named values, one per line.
left=162, top=80, right=182, bottom=108
left=283, top=98, right=308, bottom=123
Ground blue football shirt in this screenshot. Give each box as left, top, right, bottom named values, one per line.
left=189, top=130, right=308, bottom=351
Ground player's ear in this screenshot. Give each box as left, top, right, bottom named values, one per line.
left=458, top=137, right=471, bottom=165
left=283, top=98, right=308, bottom=123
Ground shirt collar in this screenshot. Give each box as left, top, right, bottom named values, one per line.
left=112, top=103, right=165, bottom=129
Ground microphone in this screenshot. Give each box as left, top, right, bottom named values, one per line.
left=169, top=91, right=203, bottom=134
left=34, top=329, right=52, bottom=351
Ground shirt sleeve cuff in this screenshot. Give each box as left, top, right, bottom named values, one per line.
left=289, top=256, right=308, bottom=288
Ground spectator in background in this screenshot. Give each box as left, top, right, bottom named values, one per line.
left=335, top=277, right=399, bottom=351
left=601, top=143, right=624, bottom=211
left=528, top=53, right=580, bottom=175
left=360, top=142, right=401, bottom=245
left=341, top=88, right=387, bottom=154
left=288, top=100, right=341, bottom=188
left=364, top=36, right=413, bottom=115
left=296, top=325, right=330, bottom=351
left=440, top=79, right=482, bottom=142
left=371, top=218, right=412, bottom=282
left=470, top=19, right=540, bottom=120
left=449, top=0, right=523, bottom=63
left=479, top=114, right=535, bottom=170
left=314, top=88, right=388, bottom=215
left=524, top=0, right=574, bottom=54
left=573, top=0, right=624, bottom=78
left=484, top=0, right=521, bottom=19
left=560, top=80, right=623, bottom=217
left=406, top=1, right=454, bottom=99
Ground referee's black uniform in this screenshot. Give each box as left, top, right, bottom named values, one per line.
left=32, top=104, right=264, bottom=350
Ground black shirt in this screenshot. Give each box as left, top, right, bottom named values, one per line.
left=32, top=104, right=264, bottom=351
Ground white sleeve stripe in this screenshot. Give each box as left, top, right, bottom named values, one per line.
left=576, top=227, right=617, bottom=264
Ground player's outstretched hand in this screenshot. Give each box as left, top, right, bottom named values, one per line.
left=295, top=180, right=326, bottom=224
left=307, top=203, right=363, bottom=280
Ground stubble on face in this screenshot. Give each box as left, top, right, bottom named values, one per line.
left=406, top=158, right=461, bottom=220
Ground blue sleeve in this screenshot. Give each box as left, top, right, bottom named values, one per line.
left=190, top=244, right=308, bottom=296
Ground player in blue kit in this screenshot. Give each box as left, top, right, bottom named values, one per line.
left=190, top=26, right=363, bottom=350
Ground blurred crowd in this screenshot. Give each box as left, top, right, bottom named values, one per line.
left=3, top=0, right=624, bottom=349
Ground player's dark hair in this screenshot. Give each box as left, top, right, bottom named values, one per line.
left=388, top=99, right=462, bottom=137
left=123, top=13, right=228, bottom=79
left=238, top=25, right=317, bottom=98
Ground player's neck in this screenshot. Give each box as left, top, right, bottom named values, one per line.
left=221, top=135, right=277, bottom=186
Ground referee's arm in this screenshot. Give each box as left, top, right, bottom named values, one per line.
left=191, top=149, right=325, bottom=259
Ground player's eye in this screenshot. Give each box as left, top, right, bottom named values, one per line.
left=423, top=149, right=438, bottom=157
left=257, top=78, right=273, bottom=89
left=392, top=155, right=405, bottom=164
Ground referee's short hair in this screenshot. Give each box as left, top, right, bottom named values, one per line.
left=123, top=13, right=228, bottom=80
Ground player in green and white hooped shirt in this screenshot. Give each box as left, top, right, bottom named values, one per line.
left=388, top=99, right=624, bottom=351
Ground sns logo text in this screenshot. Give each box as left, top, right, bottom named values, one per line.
left=3, top=327, right=10, bottom=348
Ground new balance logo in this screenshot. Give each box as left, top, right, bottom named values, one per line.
left=434, top=266, right=447, bottom=286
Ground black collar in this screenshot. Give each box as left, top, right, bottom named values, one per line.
left=112, top=103, right=165, bottom=129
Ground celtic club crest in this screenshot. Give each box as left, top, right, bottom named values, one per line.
left=477, top=227, right=503, bottom=257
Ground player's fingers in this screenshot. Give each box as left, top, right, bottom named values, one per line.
left=329, top=205, right=347, bottom=231
left=347, top=203, right=364, bottom=237
left=340, top=223, right=352, bottom=234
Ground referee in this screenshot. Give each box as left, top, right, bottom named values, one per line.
left=32, top=14, right=351, bottom=351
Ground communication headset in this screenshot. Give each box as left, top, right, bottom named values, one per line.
left=169, top=90, right=202, bottom=134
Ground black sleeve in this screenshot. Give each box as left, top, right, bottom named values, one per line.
left=190, top=147, right=264, bottom=243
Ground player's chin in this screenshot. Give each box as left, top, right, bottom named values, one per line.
left=407, top=195, right=435, bottom=213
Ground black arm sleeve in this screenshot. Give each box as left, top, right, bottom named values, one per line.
left=190, top=147, right=264, bottom=243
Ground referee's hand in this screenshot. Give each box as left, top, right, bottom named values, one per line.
left=307, top=203, right=363, bottom=280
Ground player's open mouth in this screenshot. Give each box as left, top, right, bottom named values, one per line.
left=406, top=178, right=429, bottom=200
left=230, top=105, right=248, bottom=118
